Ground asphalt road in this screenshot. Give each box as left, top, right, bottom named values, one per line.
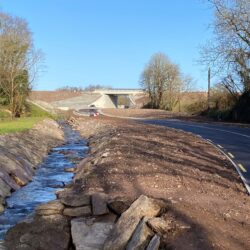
left=143, top=119, right=250, bottom=193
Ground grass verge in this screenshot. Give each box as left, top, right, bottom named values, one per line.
left=0, top=103, right=55, bottom=135
left=0, top=117, right=45, bottom=134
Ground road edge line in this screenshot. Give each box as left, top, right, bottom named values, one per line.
left=206, top=140, right=250, bottom=195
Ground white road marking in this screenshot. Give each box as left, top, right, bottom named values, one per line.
left=217, top=144, right=223, bottom=148
left=238, top=164, right=247, bottom=173
left=152, top=120, right=250, bottom=194
left=228, top=153, right=235, bottom=159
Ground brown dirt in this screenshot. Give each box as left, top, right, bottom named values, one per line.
left=69, top=115, right=250, bottom=250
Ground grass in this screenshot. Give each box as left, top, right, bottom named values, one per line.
left=0, top=117, right=45, bottom=134
left=0, top=103, right=54, bottom=135
left=26, top=103, right=53, bottom=118
left=0, top=108, right=11, bottom=119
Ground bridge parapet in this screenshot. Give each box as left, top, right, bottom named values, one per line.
left=93, top=89, right=144, bottom=95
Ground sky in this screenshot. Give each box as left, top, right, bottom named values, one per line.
left=0, top=0, right=214, bottom=91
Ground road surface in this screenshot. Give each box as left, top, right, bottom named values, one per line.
left=143, top=119, right=250, bottom=194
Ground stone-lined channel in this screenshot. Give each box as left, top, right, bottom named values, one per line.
left=0, top=122, right=88, bottom=241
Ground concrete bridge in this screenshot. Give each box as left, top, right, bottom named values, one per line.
left=92, top=89, right=144, bottom=108
left=49, top=89, right=145, bottom=110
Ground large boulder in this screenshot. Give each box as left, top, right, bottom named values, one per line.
left=104, top=195, right=166, bottom=250
left=71, top=217, right=114, bottom=250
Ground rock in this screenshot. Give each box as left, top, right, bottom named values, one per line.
left=64, top=167, right=76, bottom=172
left=60, top=193, right=91, bottom=207
left=96, top=212, right=118, bottom=224
left=36, top=209, right=63, bottom=216
left=0, top=178, right=11, bottom=198
left=146, top=235, right=160, bottom=250
left=20, top=233, right=33, bottom=243
left=126, top=217, right=154, bottom=250
left=0, top=204, right=4, bottom=214
left=101, top=152, right=109, bottom=158
left=107, top=198, right=131, bottom=215
left=147, top=217, right=172, bottom=235
left=104, top=195, right=165, bottom=250
left=0, top=171, right=20, bottom=191
left=92, top=193, right=109, bottom=216
left=63, top=206, right=92, bottom=217
left=36, top=200, right=64, bottom=212
left=5, top=214, right=70, bottom=250
left=148, top=216, right=191, bottom=235
left=12, top=175, right=27, bottom=186
left=0, top=242, right=6, bottom=250
left=0, top=119, right=64, bottom=214
left=71, top=217, right=114, bottom=250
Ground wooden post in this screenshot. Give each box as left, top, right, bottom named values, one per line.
left=208, top=67, right=211, bottom=110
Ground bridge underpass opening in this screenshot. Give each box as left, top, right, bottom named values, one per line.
left=106, top=94, right=135, bottom=108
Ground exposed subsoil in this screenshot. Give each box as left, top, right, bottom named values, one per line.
left=69, top=115, right=250, bottom=250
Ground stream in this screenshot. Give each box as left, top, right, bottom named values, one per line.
left=0, top=122, right=87, bottom=241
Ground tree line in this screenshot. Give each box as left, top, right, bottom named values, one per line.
left=0, top=12, right=41, bottom=118
left=141, top=0, right=249, bottom=122
left=203, top=0, right=250, bottom=121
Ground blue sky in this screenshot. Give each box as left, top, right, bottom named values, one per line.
left=0, top=0, right=213, bottom=90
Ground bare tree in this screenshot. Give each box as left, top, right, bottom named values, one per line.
left=84, top=84, right=113, bottom=91
left=140, top=53, right=182, bottom=111
left=201, top=0, right=250, bottom=96
left=0, top=12, right=42, bottom=117
left=177, top=74, right=196, bottom=112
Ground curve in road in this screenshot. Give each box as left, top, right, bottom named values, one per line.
left=143, top=119, right=250, bottom=194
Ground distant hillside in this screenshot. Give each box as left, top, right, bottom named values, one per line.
left=29, top=91, right=83, bottom=103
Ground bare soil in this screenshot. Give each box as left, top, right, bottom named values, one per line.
left=69, top=115, right=250, bottom=250
left=29, top=91, right=83, bottom=103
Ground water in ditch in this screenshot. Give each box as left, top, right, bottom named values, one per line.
left=0, top=122, right=88, bottom=241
